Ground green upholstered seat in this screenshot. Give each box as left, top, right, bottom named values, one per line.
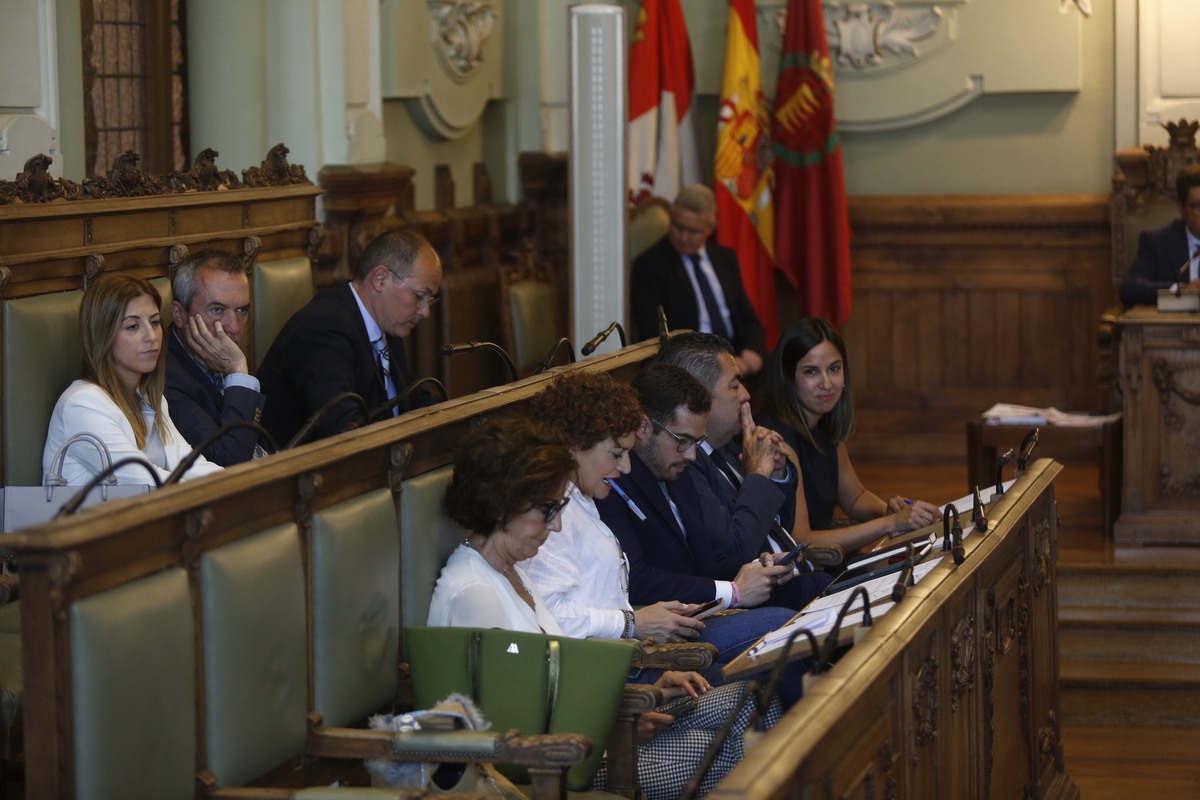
left=2, top=290, right=84, bottom=486
left=405, top=627, right=636, bottom=792
left=398, top=466, right=463, bottom=628
left=201, top=523, right=308, bottom=787
left=70, top=567, right=195, bottom=800
left=253, top=257, right=314, bottom=369
left=311, top=489, right=401, bottom=727
left=506, top=279, right=558, bottom=373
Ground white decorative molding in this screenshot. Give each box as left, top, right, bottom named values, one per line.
left=435, top=0, right=498, bottom=77
left=838, top=75, right=983, bottom=133
left=1059, top=0, right=1092, bottom=16
left=825, top=3, right=944, bottom=69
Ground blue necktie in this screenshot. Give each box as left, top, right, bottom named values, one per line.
left=687, top=253, right=731, bottom=342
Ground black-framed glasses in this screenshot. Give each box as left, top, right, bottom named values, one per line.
left=387, top=269, right=440, bottom=308
left=650, top=419, right=707, bottom=453
left=538, top=496, right=571, bottom=523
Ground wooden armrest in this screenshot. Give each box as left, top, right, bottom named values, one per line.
left=807, top=544, right=844, bottom=568
left=632, top=640, right=717, bottom=671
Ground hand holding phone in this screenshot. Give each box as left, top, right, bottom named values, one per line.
left=777, top=541, right=811, bottom=567
left=685, top=598, right=724, bottom=619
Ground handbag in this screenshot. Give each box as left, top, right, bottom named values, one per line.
left=404, top=627, right=636, bottom=791
left=1, top=432, right=151, bottom=533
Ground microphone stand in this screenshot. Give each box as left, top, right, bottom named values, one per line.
left=942, top=504, right=965, bottom=565
left=657, top=305, right=670, bottom=343
left=165, top=421, right=281, bottom=485
left=531, top=338, right=576, bottom=374
left=890, top=542, right=916, bottom=603
left=580, top=322, right=627, bottom=357
left=817, top=586, right=873, bottom=668
left=994, top=448, right=1014, bottom=497
left=972, top=486, right=988, bottom=533
left=285, top=392, right=370, bottom=450
left=368, top=377, right=449, bottom=422
left=678, top=680, right=759, bottom=800
left=438, top=342, right=518, bottom=384
left=55, top=457, right=164, bottom=518
left=1176, top=248, right=1199, bottom=298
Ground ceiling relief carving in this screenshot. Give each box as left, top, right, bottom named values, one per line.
left=825, top=3, right=944, bottom=69
left=435, top=0, right=498, bottom=77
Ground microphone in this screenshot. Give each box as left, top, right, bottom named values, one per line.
left=286, top=392, right=370, bottom=450
left=55, top=456, right=164, bottom=518
left=164, top=420, right=281, bottom=485
left=531, top=338, right=576, bottom=374
left=818, top=586, right=873, bottom=668
left=994, top=447, right=1014, bottom=497
left=1176, top=247, right=1199, bottom=297
left=437, top=340, right=518, bottom=383
left=942, top=504, right=964, bottom=565
left=367, top=377, right=449, bottom=422
left=890, top=542, right=916, bottom=603
left=1016, top=427, right=1039, bottom=473
left=580, top=322, right=626, bottom=357
left=753, top=626, right=821, bottom=732
left=679, top=680, right=758, bottom=800
left=972, top=486, right=988, bottom=533
left=657, top=305, right=670, bottom=342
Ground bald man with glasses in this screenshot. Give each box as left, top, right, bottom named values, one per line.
left=258, top=229, right=442, bottom=446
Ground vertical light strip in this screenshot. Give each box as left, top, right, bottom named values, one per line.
left=568, top=5, right=626, bottom=358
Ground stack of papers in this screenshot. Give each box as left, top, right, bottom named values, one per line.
left=981, top=403, right=1120, bottom=427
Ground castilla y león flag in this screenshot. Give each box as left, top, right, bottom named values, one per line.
left=714, top=0, right=779, bottom=345
left=772, top=0, right=852, bottom=326
left=628, top=0, right=701, bottom=206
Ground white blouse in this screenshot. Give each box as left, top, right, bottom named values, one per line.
left=428, top=543, right=565, bottom=635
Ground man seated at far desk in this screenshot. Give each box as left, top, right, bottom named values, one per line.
left=166, top=248, right=267, bottom=465
left=631, top=184, right=767, bottom=376
left=258, top=229, right=442, bottom=447
left=1120, top=163, right=1200, bottom=306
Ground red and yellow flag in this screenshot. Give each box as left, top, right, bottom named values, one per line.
left=772, top=0, right=852, bottom=326
left=714, top=0, right=779, bottom=345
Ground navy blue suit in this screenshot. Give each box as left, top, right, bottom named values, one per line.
left=631, top=236, right=767, bottom=359
left=596, top=451, right=827, bottom=610
left=257, top=282, right=431, bottom=446
left=687, top=443, right=799, bottom=563
left=164, top=328, right=266, bottom=466
left=1120, top=218, right=1192, bottom=306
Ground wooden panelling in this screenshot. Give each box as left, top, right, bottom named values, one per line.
left=836, top=194, right=1116, bottom=465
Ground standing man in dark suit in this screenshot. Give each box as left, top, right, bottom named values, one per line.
left=166, top=249, right=267, bottom=465
left=632, top=184, right=767, bottom=375
left=258, top=229, right=442, bottom=447
left=1120, top=164, right=1200, bottom=306
left=595, top=363, right=828, bottom=611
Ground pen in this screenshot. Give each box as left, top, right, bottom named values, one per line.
left=605, top=478, right=647, bottom=521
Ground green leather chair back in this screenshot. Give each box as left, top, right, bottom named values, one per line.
left=629, top=198, right=670, bottom=262
left=3, top=290, right=84, bottom=486
left=70, top=567, right=195, bottom=800
left=506, top=279, right=558, bottom=373
left=201, top=523, right=307, bottom=787
left=252, top=257, right=314, bottom=369
left=405, top=627, right=635, bottom=791
left=398, top=466, right=463, bottom=628
left=311, top=489, right=400, bottom=727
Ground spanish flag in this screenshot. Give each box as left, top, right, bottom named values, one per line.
left=628, top=0, right=701, bottom=207
left=772, top=0, right=852, bottom=326
left=714, top=0, right=779, bottom=345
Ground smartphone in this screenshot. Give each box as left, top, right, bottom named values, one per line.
left=661, top=696, right=701, bottom=719
left=777, top=541, right=811, bottom=567
left=686, top=598, right=724, bottom=619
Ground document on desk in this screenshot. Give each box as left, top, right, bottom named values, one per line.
left=880, top=479, right=1016, bottom=548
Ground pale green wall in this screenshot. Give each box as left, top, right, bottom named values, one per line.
left=382, top=99, right=487, bottom=210
left=54, top=0, right=85, bottom=183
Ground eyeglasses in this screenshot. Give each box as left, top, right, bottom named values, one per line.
left=650, top=419, right=707, bottom=453
left=538, top=496, right=571, bottom=523
left=387, top=269, right=440, bottom=308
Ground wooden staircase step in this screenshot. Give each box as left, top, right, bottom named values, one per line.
left=1060, top=660, right=1200, bottom=726
left=1056, top=564, right=1200, bottom=609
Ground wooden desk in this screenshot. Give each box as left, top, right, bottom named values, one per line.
left=966, top=418, right=1121, bottom=537
left=1115, top=307, right=1200, bottom=543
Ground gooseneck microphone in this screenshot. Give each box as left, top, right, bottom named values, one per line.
left=1176, top=247, right=1199, bottom=297
left=972, top=486, right=988, bottom=533
left=994, top=447, right=1014, bottom=497
left=891, top=542, right=916, bottom=603
left=55, top=457, right=164, bottom=518
left=437, top=340, right=518, bottom=383
left=580, top=322, right=627, bottom=357
left=532, top=338, right=576, bottom=374
left=679, top=680, right=759, bottom=800
left=1016, top=427, right=1040, bottom=473
left=368, top=377, right=449, bottom=422
left=286, top=392, right=370, bottom=450
left=942, top=504, right=964, bottom=565
left=657, top=305, right=670, bottom=342
left=818, top=586, right=873, bottom=668
left=164, top=420, right=280, bottom=484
